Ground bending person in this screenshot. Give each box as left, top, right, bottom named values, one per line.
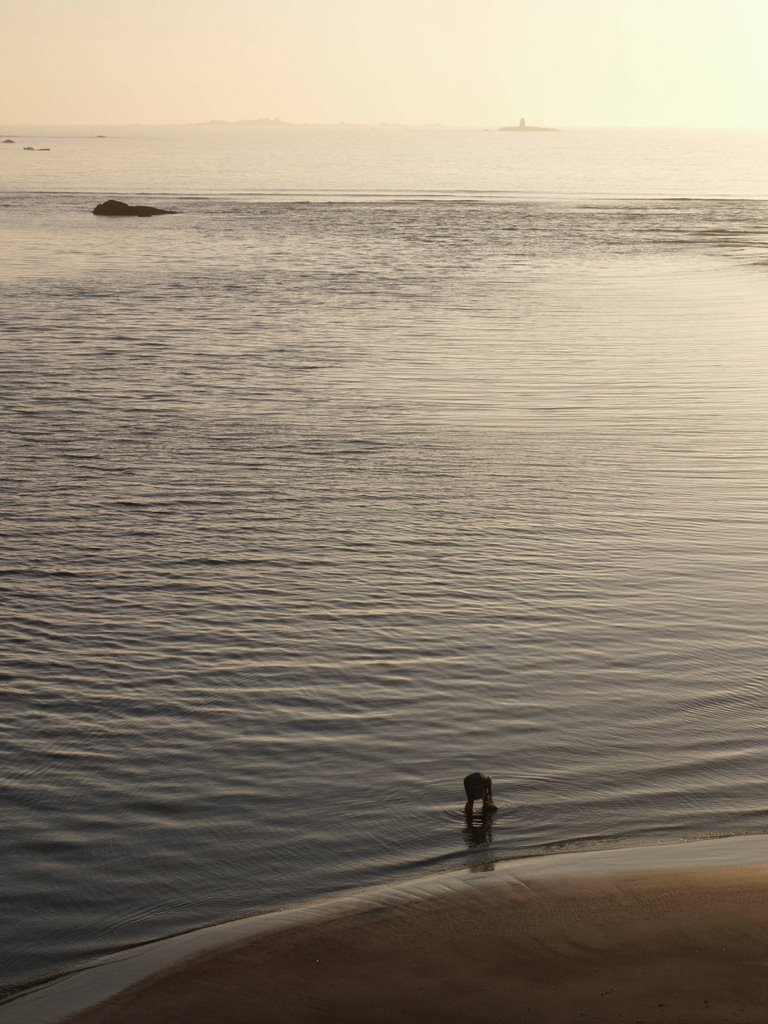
left=463, top=771, right=497, bottom=814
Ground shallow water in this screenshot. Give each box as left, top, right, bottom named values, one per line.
left=2, top=127, right=768, bottom=992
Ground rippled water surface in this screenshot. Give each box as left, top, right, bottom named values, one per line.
left=2, top=128, right=768, bottom=993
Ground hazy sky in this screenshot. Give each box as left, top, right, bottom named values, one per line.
left=3, top=0, right=768, bottom=127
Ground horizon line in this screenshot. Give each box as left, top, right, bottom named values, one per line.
left=4, top=120, right=768, bottom=132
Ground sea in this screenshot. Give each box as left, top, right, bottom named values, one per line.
left=2, top=124, right=768, bottom=995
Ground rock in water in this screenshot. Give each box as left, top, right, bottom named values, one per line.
left=93, top=199, right=176, bottom=217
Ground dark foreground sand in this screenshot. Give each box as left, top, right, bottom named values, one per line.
left=61, top=865, right=768, bottom=1024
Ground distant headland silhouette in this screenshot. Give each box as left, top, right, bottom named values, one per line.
left=183, top=117, right=558, bottom=132
left=499, top=117, right=557, bottom=132
left=189, top=118, right=446, bottom=130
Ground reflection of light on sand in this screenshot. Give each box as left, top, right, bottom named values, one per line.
left=4, top=833, right=768, bottom=1024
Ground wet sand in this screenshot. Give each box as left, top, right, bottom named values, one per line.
left=66, top=869, right=768, bottom=1024
left=4, top=837, right=768, bottom=1024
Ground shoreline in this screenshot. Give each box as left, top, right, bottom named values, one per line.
left=3, top=833, right=768, bottom=1023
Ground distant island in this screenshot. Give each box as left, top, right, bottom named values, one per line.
left=499, top=117, right=557, bottom=132
left=196, top=118, right=286, bottom=128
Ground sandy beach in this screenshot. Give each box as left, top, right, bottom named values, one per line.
left=4, top=836, right=768, bottom=1024
left=65, top=870, right=768, bottom=1024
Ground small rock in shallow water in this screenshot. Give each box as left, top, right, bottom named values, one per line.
left=93, top=199, right=176, bottom=217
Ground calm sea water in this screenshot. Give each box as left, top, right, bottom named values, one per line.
left=2, top=127, right=768, bottom=994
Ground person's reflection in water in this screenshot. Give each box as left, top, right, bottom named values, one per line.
left=462, top=807, right=496, bottom=872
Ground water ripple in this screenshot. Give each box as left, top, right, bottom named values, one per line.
left=2, top=189, right=768, bottom=993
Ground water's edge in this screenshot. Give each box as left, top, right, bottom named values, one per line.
left=3, top=834, right=767, bottom=1024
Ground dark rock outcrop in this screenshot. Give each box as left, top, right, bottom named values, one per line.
left=2, top=138, right=15, bottom=144
left=93, top=199, right=176, bottom=217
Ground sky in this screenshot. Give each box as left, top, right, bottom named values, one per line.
left=3, top=0, right=768, bottom=127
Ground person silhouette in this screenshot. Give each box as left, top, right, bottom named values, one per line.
left=463, top=772, right=497, bottom=815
